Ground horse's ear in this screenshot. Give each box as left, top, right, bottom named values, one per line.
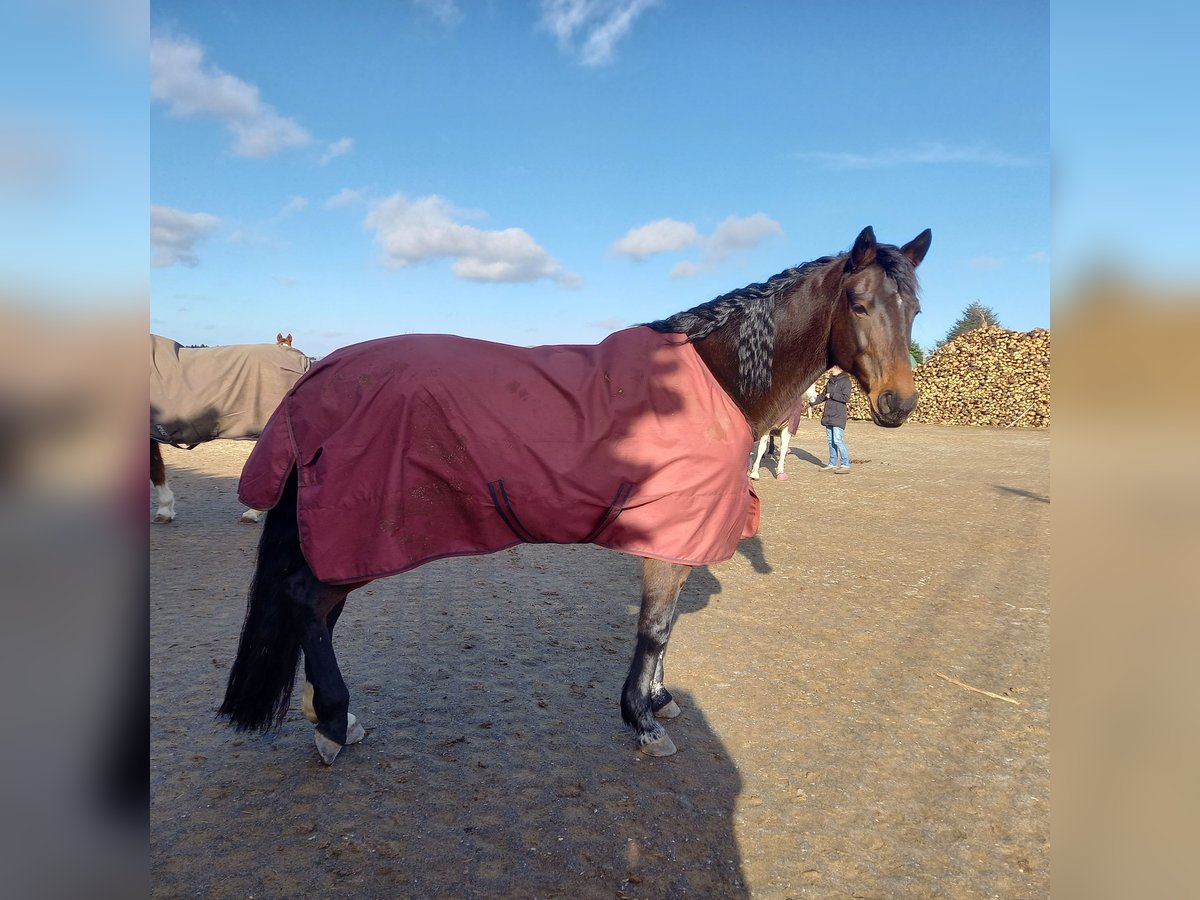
left=901, top=229, right=932, bottom=268
left=849, top=226, right=876, bottom=270
left=284, top=333, right=293, bottom=345
left=277, top=332, right=284, bottom=343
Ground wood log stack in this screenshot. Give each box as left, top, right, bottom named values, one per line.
left=842, top=325, right=1050, bottom=428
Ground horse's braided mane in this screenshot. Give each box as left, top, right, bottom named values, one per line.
left=643, top=245, right=920, bottom=397
left=643, top=256, right=837, bottom=397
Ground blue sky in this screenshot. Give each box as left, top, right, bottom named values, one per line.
left=149, top=1, right=1049, bottom=358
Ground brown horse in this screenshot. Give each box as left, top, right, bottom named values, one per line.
left=219, top=226, right=929, bottom=765
left=150, top=333, right=309, bottom=523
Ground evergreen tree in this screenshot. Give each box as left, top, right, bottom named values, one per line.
left=934, top=301, right=1000, bottom=351
left=909, top=341, right=925, bottom=365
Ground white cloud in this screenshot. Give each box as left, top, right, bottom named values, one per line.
left=150, top=204, right=221, bottom=267
left=707, top=213, right=783, bottom=260
left=969, top=256, right=1004, bottom=270
left=614, top=212, right=782, bottom=277
left=324, top=188, right=364, bottom=209
left=413, top=0, right=463, bottom=27
left=588, top=317, right=626, bottom=331
left=539, top=0, right=658, bottom=67
left=279, top=196, right=308, bottom=216
left=365, top=193, right=577, bottom=286
left=320, top=137, right=354, bottom=165
left=1028, top=251, right=1050, bottom=264
left=150, top=34, right=311, bottom=158
left=796, top=142, right=1037, bottom=170
left=669, top=260, right=711, bottom=279
left=611, top=218, right=700, bottom=259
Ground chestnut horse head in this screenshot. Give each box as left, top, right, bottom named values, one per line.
left=828, top=226, right=930, bottom=427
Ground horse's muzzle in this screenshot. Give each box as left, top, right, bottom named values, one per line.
left=873, top=389, right=918, bottom=428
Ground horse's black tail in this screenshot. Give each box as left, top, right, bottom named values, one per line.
left=218, top=468, right=306, bottom=731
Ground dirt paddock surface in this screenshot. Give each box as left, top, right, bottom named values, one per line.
left=150, top=421, right=1049, bottom=898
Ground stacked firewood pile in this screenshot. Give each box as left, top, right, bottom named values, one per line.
left=842, top=326, right=1050, bottom=428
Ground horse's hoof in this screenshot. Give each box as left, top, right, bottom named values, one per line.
left=314, top=730, right=343, bottom=766
left=239, top=510, right=263, bottom=524
left=654, top=699, right=681, bottom=719
left=640, top=733, right=677, bottom=757
left=346, top=713, right=365, bottom=745
left=776, top=472, right=789, bottom=480
left=153, top=513, right=173, bottom=524
left=748, top=471, right=759, bottom=480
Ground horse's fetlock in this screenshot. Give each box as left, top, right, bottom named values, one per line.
left=317, top=717, right=348, bottom=746
left=636, top=720, right=667, bottom=746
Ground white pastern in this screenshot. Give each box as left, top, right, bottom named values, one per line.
left=302, top=682, right=318, bottom=723
left=152, top=483, right=175, bottom=523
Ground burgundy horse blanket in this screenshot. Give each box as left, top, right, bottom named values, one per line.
left=239, top=326, right=760, bottom=585
left=150, top=335, right=310, bottom=447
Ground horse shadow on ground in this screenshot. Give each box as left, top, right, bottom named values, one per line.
left=749, top=444, right=825, bottom=479
left=787, top=445, right=826, bottom=468
left=151, top=467, right=749, bottom=897
left=678, top=534, right=772, bottom=616
left=993, top=484, right=1050, bottom=504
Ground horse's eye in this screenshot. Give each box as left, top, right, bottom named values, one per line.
left=850, top=301, right=868, bottom=316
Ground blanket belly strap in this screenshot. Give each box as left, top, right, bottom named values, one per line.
left=487, top=480, right=539, bottom=544
left=487, top=479, right=635, bottom=546
left=580, top=482, right=635, bottom=544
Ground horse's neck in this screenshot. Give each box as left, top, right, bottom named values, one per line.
left=695, top=264, right=840, bottom=436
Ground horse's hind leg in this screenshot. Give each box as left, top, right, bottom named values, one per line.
left=149, top=441, right=175, bottom=523
left=294, top=577, right=363, bottom=765
left=301, top=597, right=363, bottom=743
left=302, top=597, right=345, bottom=723
left=622, top=559, right=691, bottom=756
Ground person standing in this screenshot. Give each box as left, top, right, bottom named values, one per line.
left=818, top=365, right=853, bottom=473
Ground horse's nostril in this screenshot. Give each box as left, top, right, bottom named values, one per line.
left=879, top=390, right=896, bottom=416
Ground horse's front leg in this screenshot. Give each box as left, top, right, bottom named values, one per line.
left=622, top=558, right=691, bottom=756
left=748, top=434, right=769, bottom=480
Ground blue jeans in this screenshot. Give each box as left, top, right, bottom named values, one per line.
left=826, top=426, right=850, bottom=467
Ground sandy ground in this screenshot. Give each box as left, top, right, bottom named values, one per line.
left=150, top=420, right=1048, bottom=898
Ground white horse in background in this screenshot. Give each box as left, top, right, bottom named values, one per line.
left=748, top=383, right=820, bottom=481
